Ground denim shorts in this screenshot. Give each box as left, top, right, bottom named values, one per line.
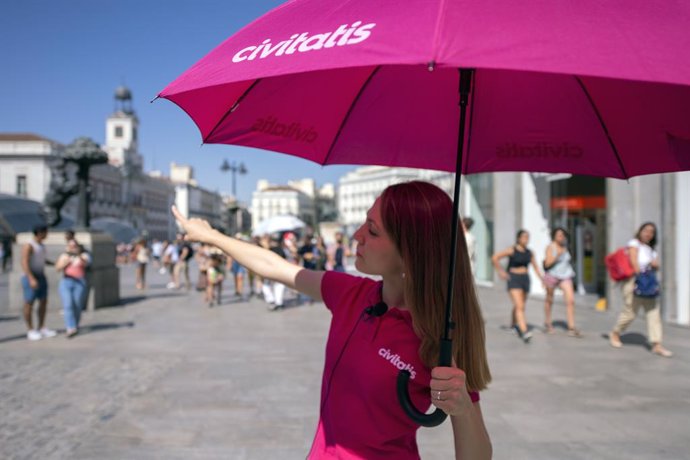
left=21, top=274, right=48, bottom=303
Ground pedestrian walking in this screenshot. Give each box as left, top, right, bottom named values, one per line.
left=246, top=236, right=264, bottom=297
left=175, top=235, right=193, bottom=290
left=133, top=239, right=149, bottom=290
left=55, top=238, right=90, bottom=338
left=151, top=238, right=163, bottom=269
left=262, top=234, right=287, bottom=311
left=315, top=235, right=328, bottom=271
left=20, top=225, right=57, bottom=341
left=171, top=180, right=492, bottom=459
left=492, top=230, right=545, bottom=343
left=163, top=239, right=180, bottom=289
left=543, top=228, right=582, bottom=337
left=206, top=253, right=225, bottom=307
left=609, top=222, right=673, bottom=357
left=195, top=243, right=210, bottom=292
left=328, top=232, right=350, bottom=273
left=229, top=233, right=248, bottom=298
left=298, top=233, right=318, bottom=304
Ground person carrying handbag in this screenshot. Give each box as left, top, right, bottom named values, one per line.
left=609, top=222, right=672, bottom=357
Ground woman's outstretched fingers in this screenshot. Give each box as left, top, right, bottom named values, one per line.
left=171, top=205, right=188, bottom=223
left=170, top=205, right=213, bottom=243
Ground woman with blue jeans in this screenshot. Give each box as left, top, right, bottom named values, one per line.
left=55, top=239, right=90, bottom=338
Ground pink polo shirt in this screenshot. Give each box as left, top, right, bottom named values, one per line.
left=308, top=272, right=479, bottom=459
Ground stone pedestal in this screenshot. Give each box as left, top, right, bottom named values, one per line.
left=9, top=230, right=120, bottom=311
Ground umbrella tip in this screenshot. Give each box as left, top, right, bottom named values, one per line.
left=427, top=61, right=436, bottom=72
left=150, top=95, right=160, bottom=104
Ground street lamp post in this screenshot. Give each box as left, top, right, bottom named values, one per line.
left=220, top=159, right=247, bottom=197
left=220, top=160, right=248, bottom=234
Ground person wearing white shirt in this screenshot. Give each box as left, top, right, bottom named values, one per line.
left=609, top=222, right=672, bottom=357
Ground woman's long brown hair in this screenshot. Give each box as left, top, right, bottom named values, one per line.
left=380, top=181, right=491, bottom=391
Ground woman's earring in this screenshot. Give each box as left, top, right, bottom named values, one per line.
left=402, top=272, right=406, bottom=279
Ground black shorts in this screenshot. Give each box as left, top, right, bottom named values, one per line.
left=507, top=273, right=530, bottom=293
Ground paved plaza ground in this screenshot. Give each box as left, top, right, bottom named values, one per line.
left=1, top=262, right=689, bottom=460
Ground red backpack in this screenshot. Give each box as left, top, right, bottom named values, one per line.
left=605, top=247, right=634, bottom=281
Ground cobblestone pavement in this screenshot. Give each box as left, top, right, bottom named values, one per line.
left=1, top=264, right=689, bottom=460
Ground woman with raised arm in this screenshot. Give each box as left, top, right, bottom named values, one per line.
left=172, top=181, right=492, bottom=460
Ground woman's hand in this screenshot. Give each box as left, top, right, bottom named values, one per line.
left=498, top=270, right=510, bottom=281
left=171, top=205, right=217, bottom=244
left=430, top=363, right=473, bottom=417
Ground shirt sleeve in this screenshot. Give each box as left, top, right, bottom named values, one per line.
left=320, top=271, right=375, bottom=316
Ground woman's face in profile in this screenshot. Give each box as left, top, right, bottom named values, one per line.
left=352, top=198, right=403, bottom=278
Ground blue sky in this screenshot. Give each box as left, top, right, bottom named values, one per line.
left=0, top=0, right=355, bottom=202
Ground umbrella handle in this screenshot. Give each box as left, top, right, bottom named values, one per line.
left=396, top=338, right=452, bottom=427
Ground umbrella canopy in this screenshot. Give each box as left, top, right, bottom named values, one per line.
left=252, top=214, right=306, bottom=237
left=159, top=0, right=690, bottom=427
left=160, top=0, right=690, bottom=179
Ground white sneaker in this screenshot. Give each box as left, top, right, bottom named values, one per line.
left=159, top=268, right=167, bottom=275
left=166, top=282, right=177, bottom=289
left=40, top=328, right=57, bottom=338
left=27, top=330, right=42, bottom=341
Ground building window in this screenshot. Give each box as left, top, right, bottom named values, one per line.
left=16, top=175, right=27, bottom=197
left=114, top=126, right=124, bottom=138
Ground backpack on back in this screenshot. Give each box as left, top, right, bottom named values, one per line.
left=605, top=247, right=634, bottom=281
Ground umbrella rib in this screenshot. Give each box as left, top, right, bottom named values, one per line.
left=462, top=70, right=478, bottom=175
left=203, top=79, right=262, bottom=144
left=322, top=66, right=382, bottom=165
left=574, top=76, right=629, bottom=179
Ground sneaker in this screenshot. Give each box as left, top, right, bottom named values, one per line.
left=609, top=332, right=622, bottom=348
left=166, top=282, right=177, bottom=289
left=159, top=268, right=167, bottom=275
left=522, top=331, right=533, bottom=344
left=27, top=329, right=42, bottom=341
left=65, top=328, right=78, bottom=339
left=40, top=328, right=57, bottom=338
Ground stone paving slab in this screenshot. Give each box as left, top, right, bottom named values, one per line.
left=1, top=264, right=689, bottom=459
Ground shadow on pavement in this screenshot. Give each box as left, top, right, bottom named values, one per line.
left=78, top=321, right=135, bottom=336
left=602, top=332, right=651, bottom=350
left=0, top=315, right=20, bottom=322
left=99, top=292, right=188, bottom=309
left=0, top=321, right=135, bottom=344
left=0, top=333, right=28, bottom=344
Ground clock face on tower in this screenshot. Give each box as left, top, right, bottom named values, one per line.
left=115, top=126, right=124, bottom=138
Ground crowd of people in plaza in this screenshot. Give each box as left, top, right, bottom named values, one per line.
left=14, top=193, right=672, bottom=360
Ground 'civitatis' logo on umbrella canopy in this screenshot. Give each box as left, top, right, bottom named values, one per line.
left=252, top=116, right=318, bottom=143
left=232, top=21, right=376, bottom=63
left=496, top=142, right=584, bottom=159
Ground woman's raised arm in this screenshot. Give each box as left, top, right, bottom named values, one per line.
left=171, top=206, right=324, bottom=300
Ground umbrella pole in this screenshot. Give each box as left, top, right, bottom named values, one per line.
left=396, top=68, right=474, bottom=428
left=442, top=68, right=474, bottom=347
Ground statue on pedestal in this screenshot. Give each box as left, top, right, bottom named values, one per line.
left=42, top=137, right=108, bottom=228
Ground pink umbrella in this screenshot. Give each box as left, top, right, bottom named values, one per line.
left=159, top=0, right=690, bottom=426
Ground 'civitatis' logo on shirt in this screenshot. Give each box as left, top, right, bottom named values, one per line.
left=232, top=21, right=376, bottom=63
left=379, top=348, right=416, bottom=380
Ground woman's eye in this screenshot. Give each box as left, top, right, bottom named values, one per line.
left=368, top=228, right=377, bottom=236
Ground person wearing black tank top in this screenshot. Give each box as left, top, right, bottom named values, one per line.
left=492, top=230, right=545, bottom=343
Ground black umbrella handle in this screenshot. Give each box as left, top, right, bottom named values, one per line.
left=396, top=338, right=452, bottom=427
